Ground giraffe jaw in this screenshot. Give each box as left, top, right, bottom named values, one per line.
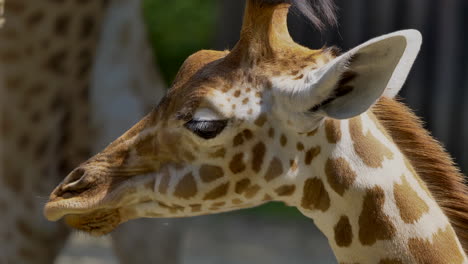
left=63, top=209, right=123, bottom=236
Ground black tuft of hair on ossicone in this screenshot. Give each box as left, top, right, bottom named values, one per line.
left=259, top=0, right=337, bottom=30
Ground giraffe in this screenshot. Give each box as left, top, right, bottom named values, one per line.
left=44, top=0, right=468, bottom=263
left=0, top=0, right=108, bottom=262
left=0, top=1, right=4, bottom=27
left=0, top=0, right=180, bottom=263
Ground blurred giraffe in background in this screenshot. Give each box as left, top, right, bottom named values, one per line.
left=0, top=0, right=180, bottom=263
left=0, top=0, right=4, bottom=27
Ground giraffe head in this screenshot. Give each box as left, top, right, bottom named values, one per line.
left=44, top=1, right=421, bottom=235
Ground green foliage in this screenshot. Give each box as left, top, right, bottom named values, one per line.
left=245, top=202, right=304, bottom=218
left=143, top=0, right=218, bottom=85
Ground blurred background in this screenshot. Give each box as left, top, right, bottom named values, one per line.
left=1, top=0, right=467, bottom=263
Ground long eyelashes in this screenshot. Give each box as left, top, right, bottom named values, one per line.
left=184, top=120, right=228, bottom=139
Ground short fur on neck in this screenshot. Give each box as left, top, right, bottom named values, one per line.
left=373, top=97, right=468, bottom=254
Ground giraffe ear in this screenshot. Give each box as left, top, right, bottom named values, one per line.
left=309, top=30, right=422, bottom=119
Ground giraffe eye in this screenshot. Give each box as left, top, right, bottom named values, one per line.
left=184, top=120, right=228, bottom=139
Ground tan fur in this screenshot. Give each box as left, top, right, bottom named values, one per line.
left=393, top=175, right=429, bottom=224
left=373, top=97, right=468, bottom=254
left=408, top=225, right=465, bottom=264
left=349, top=116, right=394, bottom=168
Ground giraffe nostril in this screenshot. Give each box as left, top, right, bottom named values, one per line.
left=63, top=168, right=86, bottom=185
left=58, top=168, right=91, bottom=196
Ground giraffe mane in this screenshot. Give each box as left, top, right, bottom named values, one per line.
left=372, top=97, right=468, bottom=254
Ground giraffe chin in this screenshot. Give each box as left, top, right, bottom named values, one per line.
left=63, top=209, right=124, bottom=236
left=43, top=195, right=139, bottom=236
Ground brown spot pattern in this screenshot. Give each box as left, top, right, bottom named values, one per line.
left=373, top=98, right=468, bottom=252
left=394, top=175, right=429, bottom=224
left=296, top=142, right=304, bottom=151
left=301, top=178, right=330, bottom=212
left=280, top=134, right=287, bottom=146
left=334, top=216, right=353, bottom=247
left=243, top=129, right=253, bottom=140
left=268, top=127, right=275, bottom=138
left=254, top=113, right=268, bottom=127
left=349, top=117, right=394, bottom=168
left=293, top=74, right=304, bottom=80
left=210, top=148, right=226, bottom=159
left=358, top=186, right=396, bottom=246
left=244, top=184, right=260, bottom=198
left=264, top=157, right=283, bottom=182
left=199, top=165, right=224, bottom=183
left=325, top=158, right=357, bottom=196
left=174, top=173, right=198, bottom=199
left=275, top=185, right=296, bottom=196
left=325, top=119, right=342, bottom=143
left=233, top=133, right=244, bottom=146
left=408, top=225, right=464, bottom=264
left=235, top=178, right=251, bottom=194
left=229, top=153, right=246, bottom=174
left=305, top=146, right=321, bottom=165
left=184, top=151, right=196, bottom=162
left=307, top=129, right=318, bottom=137
left=203, top=182, right=230, bottom=200
left=252, top=142, right=266, bottom=173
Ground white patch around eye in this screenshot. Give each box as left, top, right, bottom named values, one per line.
left=193, top=108, right=222, bottom=121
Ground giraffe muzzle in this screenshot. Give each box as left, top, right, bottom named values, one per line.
left=44, top=165, right=112, bottom=221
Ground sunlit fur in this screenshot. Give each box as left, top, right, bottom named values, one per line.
left=373, top=97, right=468, bottom=254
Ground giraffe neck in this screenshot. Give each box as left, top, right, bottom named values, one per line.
left=284, top=113, right=467, bottom=263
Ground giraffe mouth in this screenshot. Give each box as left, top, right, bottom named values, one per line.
left=44, top=197, right=144, bottom=235
left=43, top=197, right=127, bottom=236
left=43, top=171, right=162, bottom=235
